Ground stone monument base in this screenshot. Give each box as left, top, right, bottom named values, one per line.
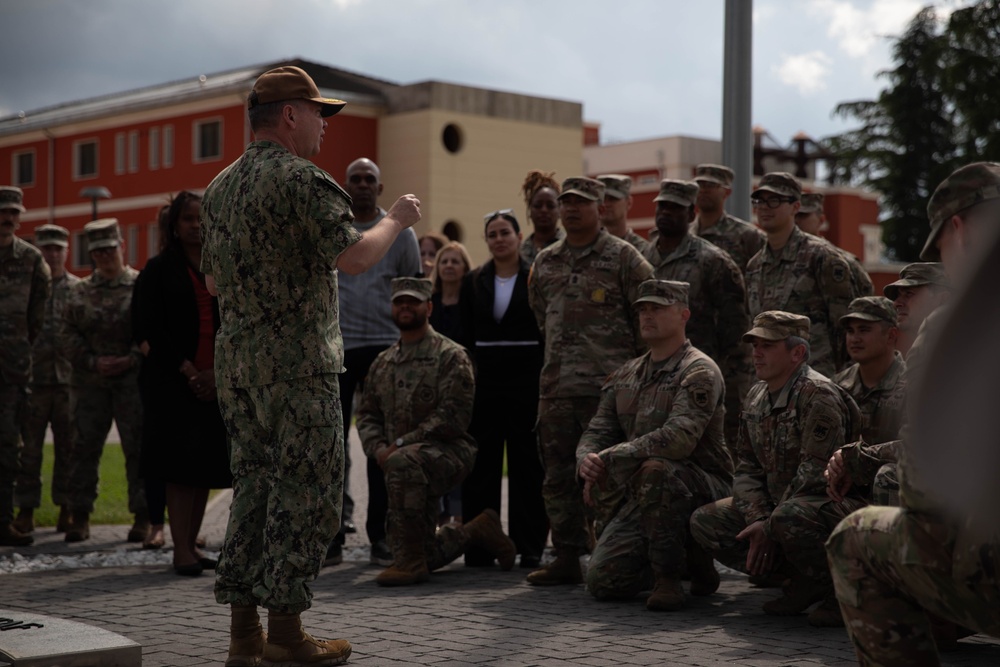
left=0, top=610, right=140, bottom=666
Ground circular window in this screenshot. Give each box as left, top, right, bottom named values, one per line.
left=442, top=124, right=463, bottom=154
left=442, top=220, right=463, bottom=242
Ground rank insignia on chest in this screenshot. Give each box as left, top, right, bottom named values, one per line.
left=590, top=288, right=606, bottom=303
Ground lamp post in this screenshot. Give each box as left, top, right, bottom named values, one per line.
left=79, top=186, right=111, bottom=220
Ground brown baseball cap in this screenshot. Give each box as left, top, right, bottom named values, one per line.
left=742, top=310, right=811, bottom=342
left=248, top=66, right=346, bottom=118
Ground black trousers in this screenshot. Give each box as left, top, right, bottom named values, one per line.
left=337, top=345, right=390, bottom=544
left=462, top=382, right=548, bottom=562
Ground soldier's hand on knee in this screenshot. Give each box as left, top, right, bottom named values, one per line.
left=579, top=453, right=607, bottom=485
left=824, top=450, right=850, bottom=502
left=736, top=520, right=777, bottom=576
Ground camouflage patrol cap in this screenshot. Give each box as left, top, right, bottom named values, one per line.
left=391, top=277, right=433, bottom=302
left=559, top=177, right=605, bottom=202
left=799, top=193, right=825, bottom=214
left=34, top=224, right=70, bottom=248
left=742, top=310, right=811, bottom=342
left=248, top=66, right=346, bottom=118
left=840, top=296, right=897, bottom=326
left=694, top=164, right=734, bottom=188
left=596, top=174, right=632, bottom=199
left=0, top=186, right=26, bottom=212
left=883, top=262, right=950, bottom=301
left=921, top=162, right=1000, bottom=261
left=752, top=172, right=802, bottom=200
left=653, top=179, right=699, bottom=207
left=633, top=279, right=689, bottom=307
left=84, top=218, right=122, bottom=252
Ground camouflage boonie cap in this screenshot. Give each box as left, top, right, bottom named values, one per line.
left=34, top=224, right=70, bottom=248
left=596, top=174, right=632, bottom=199
left=921, top=162, right=1000, bottom=261
left=840, top=296, right=897, bottom=326
left=0, top=186, right=26, bottom=212
left=799, top=193, right=825, bottom=214
left=653, top=179, right=699, bottom=207
left=559, top=177, right=605, bottom=202
left=248, top=65, right=346, bottom=118
left=391, top=277, right=433, bottom=302
left=742, top=310, right=811, bottom=342
left=883, top=262, right=950, bottom=300
left=84, top=218, right=121, bottom=251
left=694, top=164, right=734, bottom=188
left=752, top=172, right=802, bottom=200
left=633, top=279, right=689, bottom=307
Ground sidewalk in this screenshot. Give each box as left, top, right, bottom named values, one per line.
left=3, top=429, right=999, bottom=666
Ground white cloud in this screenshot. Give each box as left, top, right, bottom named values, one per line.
left=811, top=0, right=924, bottom=59
left=773, top=51, right=833, bottom=95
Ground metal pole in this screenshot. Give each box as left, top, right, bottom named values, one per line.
left=722, top=0, right=753, bottom=222
left=91, top=198, right=98, bottom=221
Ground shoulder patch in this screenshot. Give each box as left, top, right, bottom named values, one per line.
left=832, top=263, right=847, bottom=283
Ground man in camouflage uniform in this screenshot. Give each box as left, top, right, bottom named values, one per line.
left=0, top=186, right=50, bottom=547
left=690, top=164, right=765, bottom=274
left=826, top=162, right=1000, bottom=665
left=795, top=193, right=875, bottom=304
left=745, top=173, right=863, bottom=377
left=596, top=174, right=650, bottom=255
left=885, top=262, right=950, bottom=358
left=824, top=297, right=906, bottom=508
left=690, top=311, right=863, bottom=626
left=642, top=178, right=749, bottom=451
left=62, top=219, right=145, bottom=544
left=356, top=277, right=516, bottom=587
left=14, top=224, right=79, bottom=536
left=202, top=66, right=421, bottom=666
left=578, top=279, right=732, bottom=611
left=527, top=176, right=653, bottom=585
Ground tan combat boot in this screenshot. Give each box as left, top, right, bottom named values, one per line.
left=525, top=549, right=583, bottom=586
left=262, top=611, right=351, bottom=666
left=56, top=505, right=72, bottom=533
left=226, top=605, right=266, bottom=667
left=463, top=509, right=517, bottom=571
left=64, top=511, right=91, bottom=543
left=686, top=542, right=720, bottom=597
left=762, top=576, right=831, bottom=616
left=12, top=508, right=34, bottom=535
left=127, top=510, right=150, bottom=543
left=0, top=522, right=34, bottom=547
left=374, top=545, right=430, bottom=587
left=646, top=570, right=686, bottom=611
left=807, top=595, right=845, bottom=627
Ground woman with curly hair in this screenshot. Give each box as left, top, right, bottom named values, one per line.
left=519, top=170, right=563, bottom=265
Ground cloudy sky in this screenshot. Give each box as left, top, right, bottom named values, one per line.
left=1, top=0, right=965, bottom=146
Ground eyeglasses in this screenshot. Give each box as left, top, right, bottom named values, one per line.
left=484, top=208, right=518, bottom=225
left=751, top=196, right=796, bottom=209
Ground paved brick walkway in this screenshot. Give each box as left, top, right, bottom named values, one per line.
left=3, top=429, right=999, bottom=666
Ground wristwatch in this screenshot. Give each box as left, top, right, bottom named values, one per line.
left=394, top=437, right=404, bottom=448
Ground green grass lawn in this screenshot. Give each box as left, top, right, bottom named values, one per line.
left=33, top=442, right=133, bottom=526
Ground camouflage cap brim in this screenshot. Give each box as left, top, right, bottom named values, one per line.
left=741, top=326, right=790, bottom=343
left=653, top=193, right=693, bottom=206
left=392, top=290, right=431, bottom=302
left=559, top=188, right=601, bottom=202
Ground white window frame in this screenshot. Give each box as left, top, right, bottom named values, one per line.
left=114, top=133, right=126, bottom=175
left=12, top=149, right=35, bottom=187
left=149, top=127, right=160, bottom=170
left=73, top=138, right=99, bottom=180
left=128, top=130, right=139, bottom=174
left=193, top=117, right=223, bottom=163
left=163, top=125, right=174, bottom=168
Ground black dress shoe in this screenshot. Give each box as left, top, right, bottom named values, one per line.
left=519, top=555, right=541, bottom=569
left=175, top=562, right=204, bottom=577
left=198, top=557, right=217, bottom=570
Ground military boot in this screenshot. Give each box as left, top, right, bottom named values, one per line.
left=12, top=508, right=34, bottom=535
left=762, top=577, right=831, bottom=616
left=807, top=595, right=845, bottom=627
left=375, top=520, right=430, bottom=587
left=525, top=549, right=583, bottom=586
left=127, top=510, right=150, bottom=543
left=226, top=605, right=266, bottom=667
left=646, top=570, right=686, bottom=611
left=686, top=543, right=720, bottom=597
left=0, top=522, right=34, bottom=547
left=65, top=511, right=91, bottom=543
left=56, top=506, right=72, bottom=533
left=262, top=611, right=351, bottom=667
left=463, top=509, right=517, bottom=571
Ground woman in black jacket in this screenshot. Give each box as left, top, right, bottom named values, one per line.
left=461, top=209, right=548, bottom=568
left=133, top=191, right=231, bottom=576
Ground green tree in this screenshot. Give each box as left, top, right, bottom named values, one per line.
left=825, top=2, right=1000, bottom=261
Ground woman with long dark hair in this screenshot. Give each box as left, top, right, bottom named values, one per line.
left=133, top=191, right=231, bottom=576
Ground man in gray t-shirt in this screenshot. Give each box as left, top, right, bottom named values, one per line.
left=329, top=158, right=421, bottom=566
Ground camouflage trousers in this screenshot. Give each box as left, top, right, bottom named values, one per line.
left=215, top=374, right=344, bottom=614
left=66, top=377, right=145, bottom=516
left=537, top=396, right=600, bottom=553
left=587, top=458, right=731, bottom=600
left=826, top=506, right=1000, bottom=667
left=873, top=463, right=900, bottom=506
left=382, top=440, right=476, bottom=570
left=690, top=494, right=865, bottom=585
left=0, top=381, right=28, bottom=524
left=16, top=384, right=75, bottom=509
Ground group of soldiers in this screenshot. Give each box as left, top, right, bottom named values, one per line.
left=0, top=192, right=149, bottom=548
